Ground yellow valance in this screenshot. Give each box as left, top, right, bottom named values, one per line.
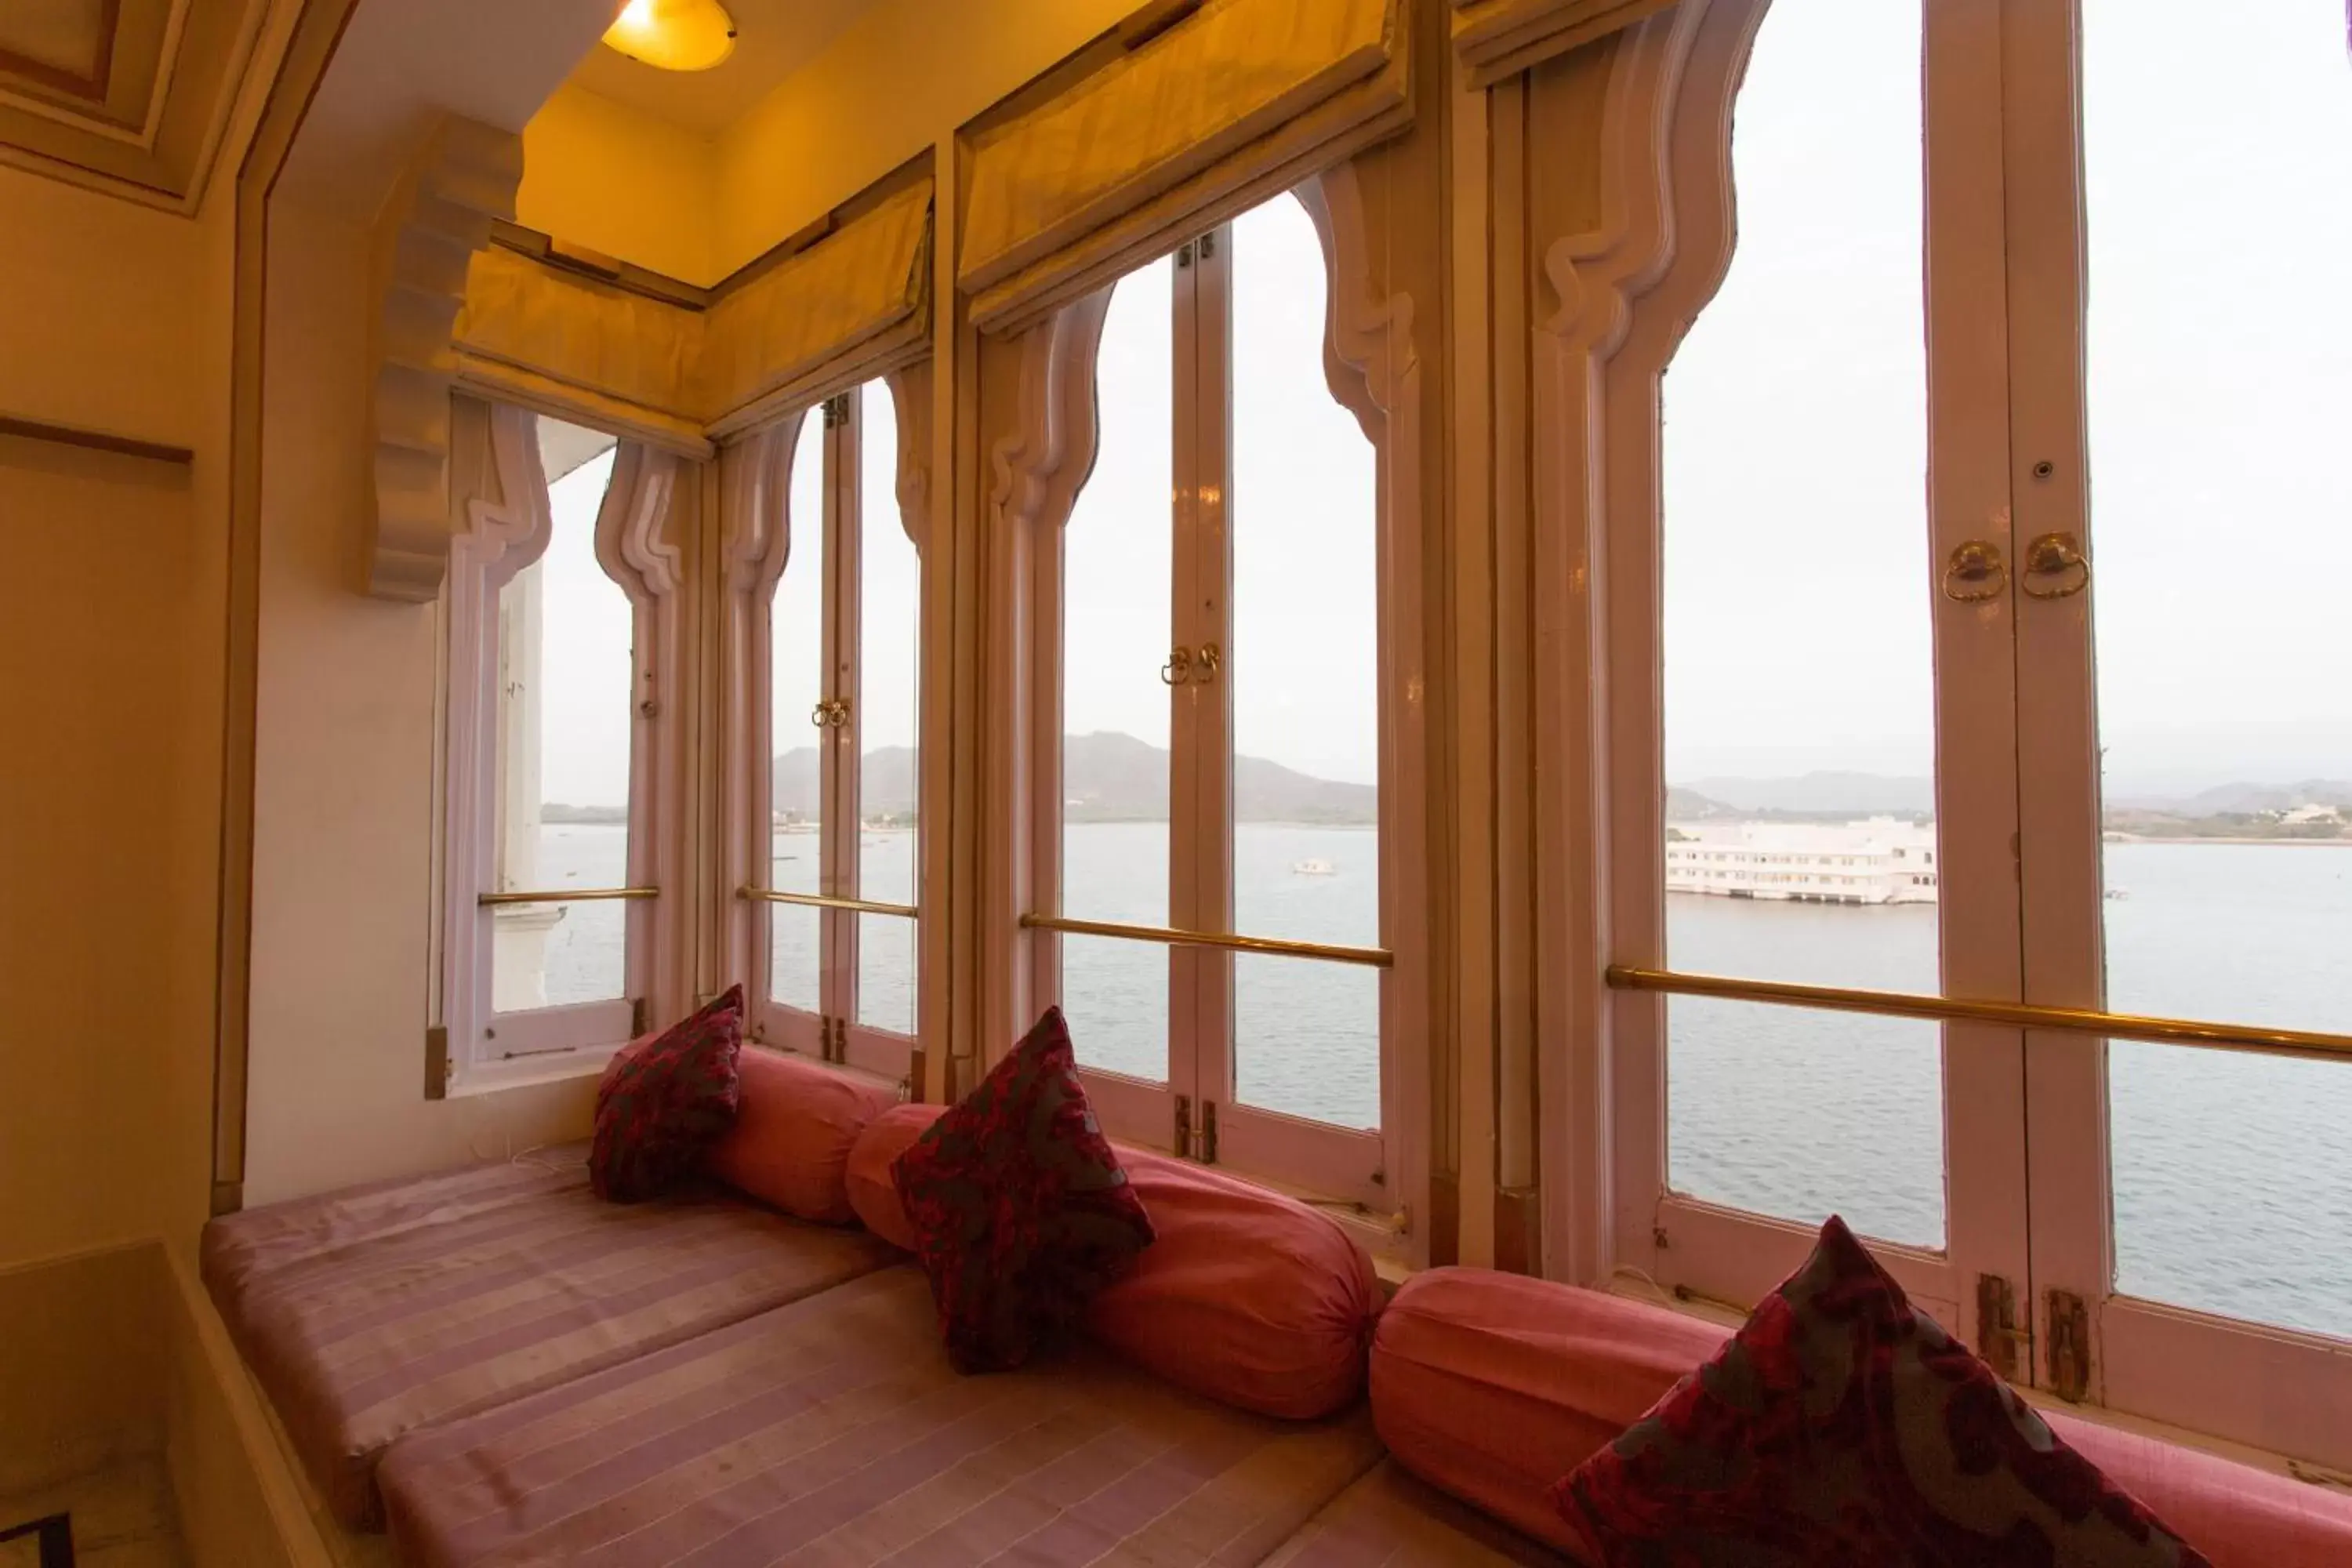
left=960, top=0, right=1410, bottom=332
left=452, top=176, right=935, bottom=446
left=1452, top=0, right=1675, bottom=88
left=700, top=180, right=934, bottom=439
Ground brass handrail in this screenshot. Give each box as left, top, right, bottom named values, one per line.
left=742, top=887, right=918, bottom=919
left=479, top=887, right=658, bottom=907
left=1022, top=913, right=1392, bottom=969
left=1606, top=965, right=2352, bottom=1067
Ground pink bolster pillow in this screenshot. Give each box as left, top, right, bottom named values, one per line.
left=844, top=1101, right=943, bottom=1247
left=1083, top=1148, right=1381, bottom=1421
left=1370, top=1267, right=1732, bottom=1555
left=704, top=1047, right=899, bottom=1224
left=2046, top=1412, right=2352, bottom=1568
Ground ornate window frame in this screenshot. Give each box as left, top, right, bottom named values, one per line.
left=978, top=161, right=1431, bottom=1254
left=719, top=367, right=933, bottom=1082
left=435, top=397, right=690, bottom=1091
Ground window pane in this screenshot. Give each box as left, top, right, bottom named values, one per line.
left=768, top=412, right=826, bottom=1014
left=1060, top=260, right=1174, bottom=1082
left=1668, top=996, right=1945, bottom=1250
left=856, top=913, right=915, bottom=1036
left=1658, top=0, right=1942, bottom=1242
left=1235, top=956, right=1380, bottom=1131
left=1061, top=934, right=1168, bottom=1084
left=858, top=379, right=920, bottom=910
left=492, top=424, right=628, bottom=1011
left=1062, top=260, right=1173, bottom=926
left=1225, top=194, right=1385, bottom=1131
left=2084, top=0, right=2352, bottom=1336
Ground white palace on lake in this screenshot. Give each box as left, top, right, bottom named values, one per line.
left=1665, top=818, right=1940, bottom=906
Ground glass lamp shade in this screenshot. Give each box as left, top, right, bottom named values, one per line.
left=602, top=0, right=737, bottom=72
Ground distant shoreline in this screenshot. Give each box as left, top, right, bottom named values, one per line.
left=2104, top=834, right=2352, bottom=848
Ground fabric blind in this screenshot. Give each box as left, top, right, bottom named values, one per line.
left=454, top=247, right=708, bottom=455
left=960, top=0, right=1409, bottom=332
left=699, top=179, right=935, bottom=437
left=452, top=176, right=935, bottom=446
left=1452, top=0, right=1674, bottom=87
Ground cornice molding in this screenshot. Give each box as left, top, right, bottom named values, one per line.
left=365, top=114, right=524, bottom=602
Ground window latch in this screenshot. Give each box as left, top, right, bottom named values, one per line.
left=2046, top=1290, right=2091, bottom=1402
left=1976, top=1274, right=2030, bottom=1381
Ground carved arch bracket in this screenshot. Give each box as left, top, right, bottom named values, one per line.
left=368, top=114, right=525, bottom=603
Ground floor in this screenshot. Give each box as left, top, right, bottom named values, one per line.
left=0, top=1456, right=187, bottom=1568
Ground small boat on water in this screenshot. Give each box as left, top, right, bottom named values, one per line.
left=1292, top=858, right=1336, bottom=877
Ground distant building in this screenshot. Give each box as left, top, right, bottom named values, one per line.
left=2280, top=804, right=2345, bottom=827
left=1665, top=818, right=1939, bottom=905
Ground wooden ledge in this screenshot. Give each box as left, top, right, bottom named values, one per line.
left=0, top=412, right=194, bottom=466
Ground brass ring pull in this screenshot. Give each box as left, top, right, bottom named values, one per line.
left=812, top=700, right=831, bottom=728
left=1161, top=648, right=1192, bottom=686
left=1943, top=540, right=2007, bottom=604
left=811, top=698, right=851, bottom=728
left=1192, top=643, right=1221, bottom=684
left=2022, top=532, right=2091, bottom=601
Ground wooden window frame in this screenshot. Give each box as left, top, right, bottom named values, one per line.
left=980, top=164, right=1431, bottom=1248
left=721, top=370, right=931, bottom=1082
left=437, top=401, right=690, bottom=1091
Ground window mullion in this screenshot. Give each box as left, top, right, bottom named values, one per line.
left=1192, top=227, right=1237, bottom=1130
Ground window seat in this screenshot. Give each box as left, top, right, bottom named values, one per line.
left=199, top=1145, right=898, bottom=1532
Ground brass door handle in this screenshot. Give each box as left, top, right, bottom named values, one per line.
left=1943, top=540, right=2007, bottom=604
left=1193, top=643, right=1221, bottom=684
left=2022, top=532, right=2090, bottom=600
left=1161, top=648, right=1192, bottom=686
left=811, top=698, right=851, bottom=728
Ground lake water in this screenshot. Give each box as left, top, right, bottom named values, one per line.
left=537, top=825, right=2352, bottom=1341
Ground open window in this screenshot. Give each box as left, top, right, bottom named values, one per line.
left=728, top=375, right=927, bottom=1080
left=993, top=176, right=1428, bottom=1223
left=437, top=405, right=688, bottom=1088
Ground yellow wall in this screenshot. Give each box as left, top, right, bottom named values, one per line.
left=241, top=202, right=594, bottom=1207
left=0, top=165, right=224, bottom=1274
left=520, top=82, right=720, bottom=287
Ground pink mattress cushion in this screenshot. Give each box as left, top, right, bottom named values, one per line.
left=845, top=1101, right=943, bottom=1247
left=2049, top=1413, right=2352, bottom=1568
left=1084, top=1148, right=1382, bottom=1421
left=705, top=1047, right=900, bottom=1224
left=1370, top=1266, right=1732, bottom=1554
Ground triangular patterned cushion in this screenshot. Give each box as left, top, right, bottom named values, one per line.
left=589, top=985, right=745, bottom=1203
left=893, top=1007, right=1156, bottom=1372
left=1555, top=1216, right=2213, bottom=1567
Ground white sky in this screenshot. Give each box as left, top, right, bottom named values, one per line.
left=535, top=0, right=2351, bottom=808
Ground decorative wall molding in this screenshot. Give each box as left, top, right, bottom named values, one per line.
left=1452, top=0, right=1675, bottom=89
left=365, top=114, right=524, bottom=603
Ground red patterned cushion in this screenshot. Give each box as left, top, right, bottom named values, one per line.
left=893, top=1007, right=1156, bottom=1372
left=589, top=985, right=746, bottom=1203
left=1555, top=1216, right=2212, bottom=1568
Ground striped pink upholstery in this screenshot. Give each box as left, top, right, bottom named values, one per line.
left=379, top=1266, right=1384, bottom=1567
left=201, top=1145, right=896, bottom=1530
left=1264, top=1461, right=1575, bottom=1567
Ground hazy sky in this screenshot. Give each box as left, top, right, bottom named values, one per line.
left=531, top=0, right=2350, bottom=808
left=1666, top=0, right=2352, bottom=797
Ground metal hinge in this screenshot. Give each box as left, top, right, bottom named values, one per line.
left=1175, top=1094, right=1193, bottom=1157
left=1175, top=241, right=1194, bottom=268
left=2047, top=1289, right=2091, bottom=1402
left=425, top=1025, right=452, bottom=1101
left=822, top=394, right=851, bottom=428
left=1978, top=1274, right=2031, bottom=1381
left=631, top=996, right=650, bottom=1036
left=1197, top=230, right=1217, bottom=261
left=1201, top=1099, right=1219, bottom=1164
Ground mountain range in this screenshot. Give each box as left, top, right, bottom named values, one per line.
left=1664, top=772, right=2352, bottom=822
left=774, top=731, right=1378, bottom=824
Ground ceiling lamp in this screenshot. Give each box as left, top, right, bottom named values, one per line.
left=602, top=0, right=738, bottom=72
